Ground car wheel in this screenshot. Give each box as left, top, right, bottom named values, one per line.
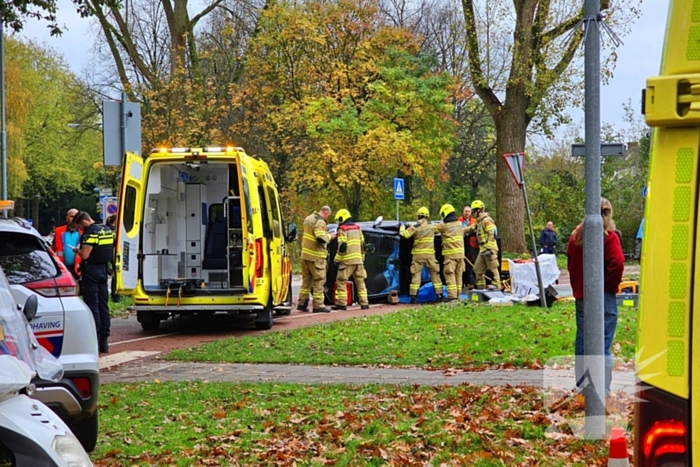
left=70, top=409, right=98, bottom=452
left=138, top=311, right=161, bottom=331
left=255, top=303, right=273, bottom=330
left=275, top=279, right=293, bottom=316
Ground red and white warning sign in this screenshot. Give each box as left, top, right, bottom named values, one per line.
left=503, top=152, right=525, bottom=187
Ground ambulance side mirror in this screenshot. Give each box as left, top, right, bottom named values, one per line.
left=23, top=295, right=38, bottom=323
left=373, top=216, right=383, bottom=228
left=286, top=223, right=298, bottom=243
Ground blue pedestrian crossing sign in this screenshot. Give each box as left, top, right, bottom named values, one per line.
left=394, top=178, right=405, bottom=200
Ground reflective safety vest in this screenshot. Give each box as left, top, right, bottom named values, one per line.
left=81, top=223, right=115, bottom=265
left=336, top=222, right=364, bottom=265
left=436, top=220, right=466, bottom=259
left=301, top=212, right=331, bottom=261
left=400, top=218, right=435, bottom=260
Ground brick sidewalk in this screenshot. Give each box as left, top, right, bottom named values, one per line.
left=101, top=359, right=636, bottom=393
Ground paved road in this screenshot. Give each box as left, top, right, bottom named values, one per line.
left=100, top=359, right=636, bottom=394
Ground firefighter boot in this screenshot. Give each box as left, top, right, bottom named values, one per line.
left=313, top=307, right=331, bottom=313
left=410, top=296, right=417, bottom=304
left=361, top=305, right=369, bottom=310
left=331, top=305, right=347, bottom=311
left=297, top=302, right=309, bottom=312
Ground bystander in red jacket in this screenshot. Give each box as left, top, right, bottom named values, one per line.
left=566, top=197, right=625, bottom=395
left=52, top=208, right=83, bottom=279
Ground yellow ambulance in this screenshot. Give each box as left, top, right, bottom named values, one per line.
left=636, top=0, right=698, bottom=464
left=115, top=146, right=296, bottom=331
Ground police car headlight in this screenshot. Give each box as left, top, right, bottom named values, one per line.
left=51, top=433, right=93, bottom=467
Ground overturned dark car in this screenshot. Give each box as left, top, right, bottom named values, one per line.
left=324, top=218, right=502, bottom=304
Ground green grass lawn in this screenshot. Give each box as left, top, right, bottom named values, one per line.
left=166, top=301, right=637, bottom=370
left=92, top=381, right=620, bottom=466
left=108, top=295, right=134, bottom=319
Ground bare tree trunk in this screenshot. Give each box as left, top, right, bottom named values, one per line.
left=15, top=199, right=24, bottom=218
left=32, top=197, right=40, bottom=233
left=494, top=99, right=528, bottom=253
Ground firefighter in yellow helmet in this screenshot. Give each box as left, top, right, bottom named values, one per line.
left=464, top=200, right=501, bottom=290
left=400, top=206, right=442, bottom=304
left=298, top=206, right=334, bottom=313
left=435, top=203, right=467, bottom=301
left=332, top=209, right=370, bottom=311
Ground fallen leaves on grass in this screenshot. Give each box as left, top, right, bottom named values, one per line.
left=93, top=382, right=633, bottom=466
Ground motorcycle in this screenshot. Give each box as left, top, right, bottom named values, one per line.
left=0, top=280, right=93, bottom=467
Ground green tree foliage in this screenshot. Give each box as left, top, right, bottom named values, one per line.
left=234, top=0, right=456, bottom=221
left=1, top=0, right=118, bottom=35
left=3, top=37, right=103, bottom=231
left=461, top=0, right=642, bottom=252
left=527, top=106, right=650, bottom=254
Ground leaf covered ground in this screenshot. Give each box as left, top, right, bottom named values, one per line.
left=93, top=381, right=633, bottom=466
left=166, top=301, right=637, bottom=370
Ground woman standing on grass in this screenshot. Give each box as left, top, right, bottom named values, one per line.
left=567, top=197, right=625, bottom=395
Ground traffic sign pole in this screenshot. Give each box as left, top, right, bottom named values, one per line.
left=393, top=178, right=405, bottom=222
left=505, top=153, right=547, bottom=309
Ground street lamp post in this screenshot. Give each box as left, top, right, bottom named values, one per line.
left=1, top=13, right=7, bottom=206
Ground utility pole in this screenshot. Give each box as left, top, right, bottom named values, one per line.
left=583, top=0, right=606, bottom=439
left=0, top=14, right=7, bottom=205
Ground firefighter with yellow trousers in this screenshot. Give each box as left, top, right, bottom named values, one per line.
left=400, top=207, right=443, bottom=304
left=298, top=206, right=333, bottom=313
left=332, top=209, right=370, bottom=311
left=435, top=204, right=466, bottom=301
left=464, top=200, right=501, bottom=290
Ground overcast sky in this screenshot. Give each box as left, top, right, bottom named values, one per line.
left=17, top=0, right=668, bottom=131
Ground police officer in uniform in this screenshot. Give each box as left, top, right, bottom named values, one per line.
left=400, top=207, right=442, bottom=304
left=73, top=211, right=115, bottom=353
left=332, top=209, right=370, bottom=311
left=464, top=200, right=501, bottom=290
left=298, top=206, right=333, bottom=313
left=435, top=204, right=466, bottom=301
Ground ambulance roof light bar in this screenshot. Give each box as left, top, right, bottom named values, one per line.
left=202, top=146, right=239, bottom=153
left=150, top=147, right=191, bottom=154
left=150, top=146, right=243, bottom=154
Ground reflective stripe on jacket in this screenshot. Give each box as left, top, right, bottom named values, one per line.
left=436, top=220, right=466, bottom=259
left=301, top=212, right=330, bottom=260
left=400, top=218, right=435, bottom=260
left=336, top=223, right=364, bottom=265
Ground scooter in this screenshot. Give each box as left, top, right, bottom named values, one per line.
left=0, top=291, right=93, bottom=467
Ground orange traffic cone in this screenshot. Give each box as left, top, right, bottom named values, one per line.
left=608, top=426, right=630, bottom=467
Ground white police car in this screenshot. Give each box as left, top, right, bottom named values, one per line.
left=0, top=203, right=99, bottom=452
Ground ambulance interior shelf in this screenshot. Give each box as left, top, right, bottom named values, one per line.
left=223, top=195, right=245, bottom=288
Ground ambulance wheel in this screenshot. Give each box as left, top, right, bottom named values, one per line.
left=138, top=311, right=161, bottom=331
left=275, top=279, right=293, bottom=316
left=256, top=303, right=274, bottom=330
